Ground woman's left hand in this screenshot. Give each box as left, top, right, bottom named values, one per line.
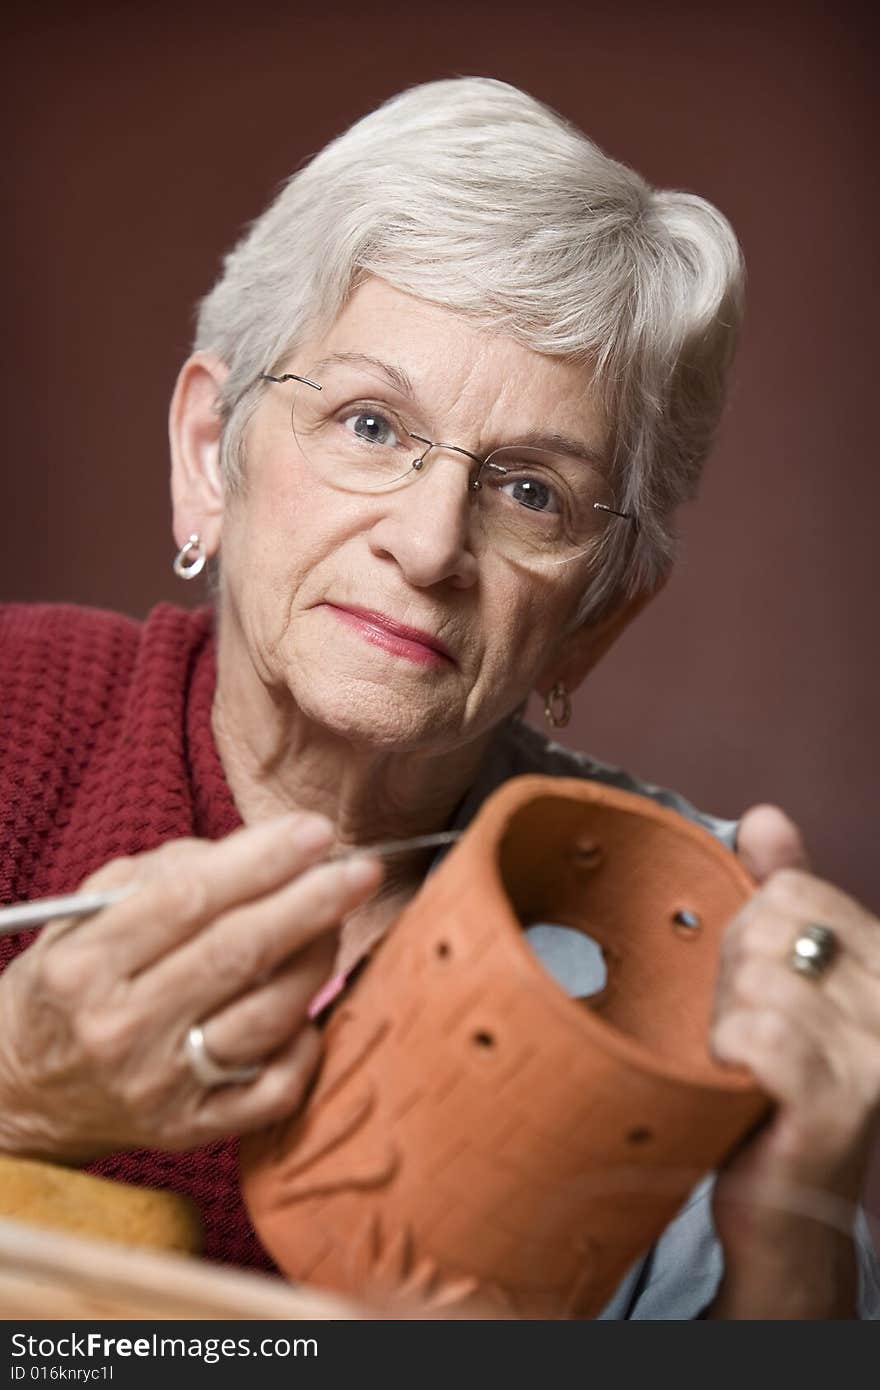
left=707, top=805, right=880, bottom=1318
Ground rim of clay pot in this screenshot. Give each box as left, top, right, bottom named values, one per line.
left=433, top=776, right=760, bottom=1099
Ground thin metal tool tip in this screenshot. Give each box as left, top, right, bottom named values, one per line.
left=0, top=831, right=464, bottom=936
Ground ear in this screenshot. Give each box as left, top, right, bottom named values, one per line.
left=536, top=580, right=666, bottom=700
left=168, top=352, right=229, bottom=554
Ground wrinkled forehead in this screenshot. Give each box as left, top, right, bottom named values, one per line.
left=289, top=276, right=607, bottom=451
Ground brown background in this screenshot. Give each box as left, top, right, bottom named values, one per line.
left=3, top=0, right=878, bottom=1208
left=4, top=0, right=876, bottom=901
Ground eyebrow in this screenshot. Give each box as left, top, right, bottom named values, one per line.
left=307, top=352, right=418, bottom=400
left=511, top=430, right=608, bottom=472
left=307, top=352, right=607, bottom=469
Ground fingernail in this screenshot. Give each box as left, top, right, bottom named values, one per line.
left=343, top=856, right=383, bottom=891
left=294, top=815, right=336, bottom=853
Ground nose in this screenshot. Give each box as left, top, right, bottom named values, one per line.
left=365, top=450, right=481, bottom=589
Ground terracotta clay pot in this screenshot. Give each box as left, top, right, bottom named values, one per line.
left=241, top=775, right=768, bottom=1318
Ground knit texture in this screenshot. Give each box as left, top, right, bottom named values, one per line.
left=0, top=601, right=274, bottom=1270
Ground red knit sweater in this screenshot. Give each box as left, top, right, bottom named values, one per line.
left=0, top=601, right=274, bottom=1270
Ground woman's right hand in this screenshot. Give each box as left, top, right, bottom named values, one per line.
left=0, top=813, right=383, bottom=1163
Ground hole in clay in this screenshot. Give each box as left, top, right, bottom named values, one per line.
left=472, top=1030, right=495, bottom=1049
left=435, top=941, right=451, bottom=959
left=672, top=908, right=702, bottom=937
left=523, top=925, right=608, bottom=999
left=627, top=1126, right=654, bottom=1144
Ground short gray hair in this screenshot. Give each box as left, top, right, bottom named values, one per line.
left=195, top=77, right=744, bottom=622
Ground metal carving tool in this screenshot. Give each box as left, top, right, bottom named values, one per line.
left=0, top=830, right=463, bottom=937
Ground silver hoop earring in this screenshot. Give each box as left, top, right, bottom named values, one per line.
left=173, top=534, right=207, bottom=580
left=544, top=682, right=571, bottom=729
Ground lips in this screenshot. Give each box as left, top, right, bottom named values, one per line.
left=326, top=604, right=455, bottom=662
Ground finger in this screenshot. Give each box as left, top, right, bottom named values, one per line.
left=720, top=940, right=880, bottom=1039
left=186, top=935, right=337, bottom=1071
left=135, top=853, right=383, bottom=1017
left=722, top=869, right=880, bottom=975
left=33, top=853, right=149, bottom=951
left=711, top=1003, right=880, bottom=1142
left=715, top=941, right=880, bottom=1045
left=42, top=839, right=229, bottom=952
left=712, top=1004, right=834, bottom=1108
left=189, top=1024, right=326, bottom=1143
left=735, top=804, right=811, bottom=883
left=79, top=841, right=203, bottom=893
left=712, top=951, right=880, bottom=1122
left=34, top=839, right=244, bottom=963
left=69, top=812, right=337, bottom=975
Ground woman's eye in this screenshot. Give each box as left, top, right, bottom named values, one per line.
left=500, top=476, right=561, bottom=515
left=342, top=408, right=400, bottom=448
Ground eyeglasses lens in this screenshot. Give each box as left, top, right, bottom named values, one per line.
left=288, top=363, right=618, bottom=568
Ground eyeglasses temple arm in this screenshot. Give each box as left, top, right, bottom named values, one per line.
left=259, top=372, right=322, bottom=392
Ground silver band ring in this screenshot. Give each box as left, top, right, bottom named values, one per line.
left=787, top=922, right=840, bottom=982
left=184, top=1024, right=261, bottom=1087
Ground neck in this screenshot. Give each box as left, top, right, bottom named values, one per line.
left=210, top=612, right=501, bottom=900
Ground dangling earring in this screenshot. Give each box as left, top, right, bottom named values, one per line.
left=544, top=682, right=571, bottom=729
left=173, top=534, right=207, bottom=580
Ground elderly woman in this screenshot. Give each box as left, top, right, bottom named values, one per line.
left=0, top=78, right=877, bottom=1320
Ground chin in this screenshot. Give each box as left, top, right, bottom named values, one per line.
left=297, top=687, right=454, bottom=752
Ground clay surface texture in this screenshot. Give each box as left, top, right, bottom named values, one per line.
left=241, top=775, right=768, bottom=1318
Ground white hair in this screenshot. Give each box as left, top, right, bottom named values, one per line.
left=195, top=77, right=744, bottom=622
